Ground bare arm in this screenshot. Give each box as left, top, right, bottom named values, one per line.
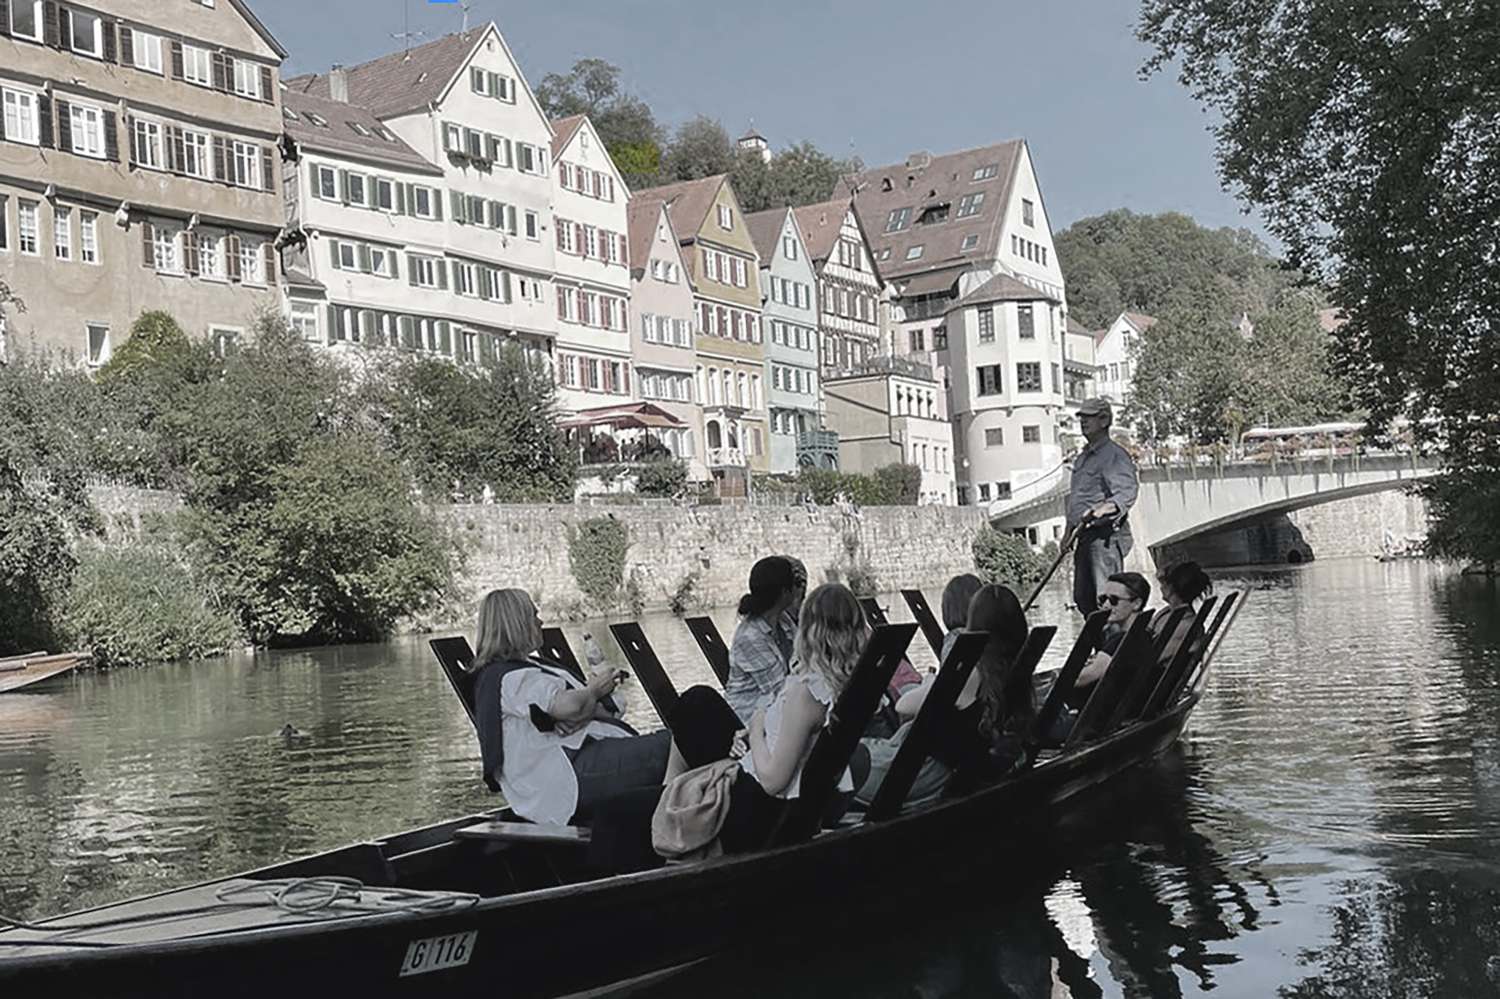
left=548, top=671, right=620, bottom=724
left=1077, top=651, right=1112, bottom=689
left=747, top=683, right=825, bottom=796
left=895, top=673, right=936, bottom=719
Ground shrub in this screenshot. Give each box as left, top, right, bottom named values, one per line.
left=634, top=458, right=687, bottom=497
left=567, top=516, right=629, bottom=608
left=61, top=541, right=241, bottom=667
left=973, top=526, right=1050, bottom=592
left=796, top=464, right=922, bottom=506
left=872, top=463, right=923, bottom=505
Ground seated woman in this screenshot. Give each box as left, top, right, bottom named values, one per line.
left=935, top=572, right=985, bottom=670
left=1152, top=560, right=1213, bottom=667
left=669, top=583, right=868, bottom=853
left=856, top=584, right=1030, bottom=808
left=1068, top=571, right=1152, bottom=708
left=724, top=556, right=801, bottom=722
left=469, top=588, right=671, bottom=827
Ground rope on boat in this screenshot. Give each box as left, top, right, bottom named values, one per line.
left=212, top=878, right=481, bottom=917
left=0, top=878, right=480, bottom=948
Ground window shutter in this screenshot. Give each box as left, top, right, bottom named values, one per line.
left=0, top=0, right=9, bottom=38
left=326, top=305, right=339, bottom=344
left=55, top=101, right=72, bottom=153
left=575, top=222, right=585, bottom=256
left=450, top=191, right=464, bottom=224
left=260, top=147, right=274, bottom=192
left=103, top=110, right=118, bottom=161
left=557, top=290, right=567, bottom=321
left=102, top=20, right=116, bottom=62
left=44, top=1, right=60, bottom=48
left=500, top=271, right=511, bottom=303
left=264, top=244, right=277, bottom=284
left=329, top=240, right=341, bottom=269
left=387, top=251, right=398, bottom=282
left=30, top=93, right=52, bottom=148
left=431, top=190, right=442, bottom=221
left=485, top=201, right=498, bottom=229
left=438, top=321, right=451, bottom=356
left=163, top=125, right=180, bottom=173
left=211, top=53, right=228, bottom=93
left=183, top=231, right=199, bottom=275
left=140, top=220, right=153, bottom=269
left=436, top=259, right=447, bottom=290
left=213, top=136, right=229, bottom=182
left=506, top=205, right=517, bottom=236
left=170, top=40, right=184, bottom=80
left=119, top=25, right=132, bottom=64
left=357, top=243, right=371, bottom=273
left=556, top=225, right=566, bottom=252
left=395, top=183, right=407, bottom=215
left=259, top=66, right=273, bottom=101
left=407, top=256, right=418, bottom=287
left=226, top=235, right=242, bottom=280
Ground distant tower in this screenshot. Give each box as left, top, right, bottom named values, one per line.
left=738, top=121, right=771, bottom=164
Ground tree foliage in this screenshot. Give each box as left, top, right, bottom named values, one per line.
left=972, top=527, right=1050, bottom=592
left=367, top=349, right=576, bottom=503
left=1138, top=0, right=1500, bottom=566
left=535, top=58, right=664, bottom=191
left=1054, top=209, right=1298, bottom=331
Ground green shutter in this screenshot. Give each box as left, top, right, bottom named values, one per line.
left=326, top=305, right=339, bottom=343
left=329, top=240, right=341, bottom=269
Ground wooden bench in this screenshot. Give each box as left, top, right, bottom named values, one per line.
left=1027, top=611, right=1109, bottom=750
left=682, top=616, right=731, bottom=686
left=899, top=589, right=947, bottom=658
left=858, top=597, right=889, bottom=627
left=1064, top=610, right=1159, bottom=748
left=608, top=622, right=682, bottom=723
left=1103, top=602, right=1202, bottom=732
left=452, top=820, right=592, bottom=846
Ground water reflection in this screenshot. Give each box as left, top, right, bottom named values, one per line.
left=3, top=561, right=1500, bottom=997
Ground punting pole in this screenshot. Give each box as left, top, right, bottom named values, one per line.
left=1021, top=532, right=1077, bottom=613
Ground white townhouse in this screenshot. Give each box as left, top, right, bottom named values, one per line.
left=745, top=206, right=820, bottom=474
left=285, top=25, right=558, bottom=354
left=850, top=141, right=1070, bottom=508
left=1093, top=310, right=1156, bottom=418
left=548, top=114, right=633, bottom=412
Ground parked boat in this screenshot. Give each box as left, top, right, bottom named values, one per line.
left=0, top=592, right=1245, bottom=998
left=0, top=652, right=89, bottom=695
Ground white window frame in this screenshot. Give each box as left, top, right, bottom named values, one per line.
left=85, top=323, right=111, bottom=366
left=132, top=117, right=163, bottom=170
left=232, top=58, right=263, bottom=100
left=717, top=204, right=733, bottom=230
left=152, top=224, right=180, bottom=273
left=182, top=45, right=213, bottom=87
left=345, top=172, right=367, bottom=207
left=69, top=9, right=104, bottom=58
left=53, top=206, right=71, bottom=260
left=232, top=141, right=261, bottom=189
left=132, top=30, right=164, bottom=74
left=454, top=261, right=477, bottom=297
left=409, top=254, right=440, bottom=288
left=905, top=245, right=925, bottom=260
left=289, top=301, right=320, bottom=342
left=239, top=238, right=263, bottom=285
left=2, top=87, right=40, bottom=146
left=198, top=230, right=224, bottom=279
left=334, top=240, right=357, bottom=270
left=411, top=185, right=435, bottom=219
left=7, top=0, right=42, bottom=41
left=79, top=210, right=98, bottom=263
left=369, top=244, right=393, bottom=279
left=374, top=177, right=395, bottom=212
left=314, top=164, right=337, bottom=200
left=68, top=101, right=105, bottom=158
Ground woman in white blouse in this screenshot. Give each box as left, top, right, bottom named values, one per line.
left=469, top=589, right=671, bottom=826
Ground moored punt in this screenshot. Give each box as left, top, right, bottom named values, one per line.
left=0, top=652, right=90, bottom=695
left=0, top=593, right=1245, bottom=998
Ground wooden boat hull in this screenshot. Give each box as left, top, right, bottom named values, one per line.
left=0, top=696, right=1197, bottom=998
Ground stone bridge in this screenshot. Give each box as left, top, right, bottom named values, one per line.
left=988, top=452, right=1439, bottom=569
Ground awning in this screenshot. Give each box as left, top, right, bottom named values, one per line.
left=892, top=266, right=970, bottom=297
left=558, top=402, right=687, bottom=430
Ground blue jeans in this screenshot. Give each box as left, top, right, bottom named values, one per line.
left=1073, top=529, right=1132, bottom=614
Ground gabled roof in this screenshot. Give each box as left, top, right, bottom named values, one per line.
left=287, top=25, right=549, bottom=127
left=283, top=90, right=441, bottom=175
left=635, top=175, right=728, bottom=242
left=1065, top=315, right=1094, bottom=337
left=229, top=0, right=288, bottom=59
left=1121, top=311, right=1158, bottom=333
left=952, top=272, right=1060, bottom=310
left=791, top=199, right=853, bottom=264
left=549, top=114, right=586, bottom=159
left=848, top=140, right=1026, bottom=281
left=626, top=198, right=694, bottom=291
left=744, top=207, right=792, bottom=265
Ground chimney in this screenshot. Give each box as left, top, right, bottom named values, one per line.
left=329, top=64, right=348, bottom=103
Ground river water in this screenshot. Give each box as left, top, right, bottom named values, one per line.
left=3, top=559, right=1499, bottom=996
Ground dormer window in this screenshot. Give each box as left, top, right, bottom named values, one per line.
left=884, top=207, right=912, bottom=232
left=972, top=164, right=999, bottom=181
left=905, top=245, right=925, bottom=260
left=348, top=121, right=371, bottom=137
left=960, top=234, right=980, bottom=252
left=375, top=126, right=395, bottom=142
left=917, top=203, right=949, bottom=226
left=956, top=193, right=985, bottom=218
left=304, top=112, right=329, bottom=128
left=282, top=106, right=298, bottom=121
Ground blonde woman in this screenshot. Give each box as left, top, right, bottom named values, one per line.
left=667, top=583, right=869, bottom=852
left=469, top=589, right=671, bottom=827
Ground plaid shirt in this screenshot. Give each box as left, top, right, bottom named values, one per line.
left=725, top=614, right=793, bottom=722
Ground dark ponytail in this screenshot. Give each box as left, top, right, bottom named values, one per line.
left=1161, top=561, right=1212, bottom=604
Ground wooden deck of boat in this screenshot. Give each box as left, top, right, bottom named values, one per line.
left=0, top=653, right=87, bottom=694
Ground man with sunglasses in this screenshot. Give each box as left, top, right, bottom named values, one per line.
left=1063, top=398, right=1139, bottom=615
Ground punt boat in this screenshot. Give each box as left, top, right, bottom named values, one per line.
left=0, top=588, right=1245, bottom=998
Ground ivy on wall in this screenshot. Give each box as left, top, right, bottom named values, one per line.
left=567, top=516, right=630, bottom=608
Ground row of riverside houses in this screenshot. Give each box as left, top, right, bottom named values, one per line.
left=2, top=5, right=1085, bottom=511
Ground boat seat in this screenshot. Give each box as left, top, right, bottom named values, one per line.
left=453, top=820, right=592, bottom=846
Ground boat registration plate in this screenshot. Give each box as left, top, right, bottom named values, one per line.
left=398, top=930, right=478, bottom=977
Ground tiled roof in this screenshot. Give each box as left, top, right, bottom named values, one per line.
left=634, top=175, right=727, bottom=243
left=282, top=90, right=441, bottom=175
left=1065, top=315, right=1094, bottom=336
left=791, top=199, right=855, bottom=265
left=287, top=30, right=481, bottom=119
left=895, top=265, right=970, bottom=298
left=848, top=140, right=1025, bottom=282
left=627, top=198, right=665, bottom=275
left=744, top=207, right=790, bottom=265
left=952, top=272, right=1060, bottom=310
left=1122, top=311, right=1158, bottom=332
left=550, top=114, right=586, bottom=159
left=1316, top=307, right=1346, bottom=333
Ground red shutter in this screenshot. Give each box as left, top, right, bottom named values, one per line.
left=574, top=223, right=584, bottom=256
left=140, top=220, right=154, bottom=269
left=556, top=288, right=567, bottom=321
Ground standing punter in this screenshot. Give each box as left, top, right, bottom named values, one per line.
left=1065, top=398, right=1139, bottom=614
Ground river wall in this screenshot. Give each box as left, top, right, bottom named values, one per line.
left=441, top=503, right=990, bottom=624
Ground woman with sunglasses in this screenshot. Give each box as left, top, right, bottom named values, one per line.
left=1069, top=572, right=1152, bottom=707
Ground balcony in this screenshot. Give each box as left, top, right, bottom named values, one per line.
left=796, top=430, right=840, bottom=470
left=825, top=354, right=935, bottom=382
left=707, top=447, right=747, bottom=468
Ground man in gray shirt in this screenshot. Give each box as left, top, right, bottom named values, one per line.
left=1065, top=398, right=1140, bottom=614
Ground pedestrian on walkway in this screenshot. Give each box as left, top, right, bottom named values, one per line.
left=1064, top=399, right=1139, bottom=614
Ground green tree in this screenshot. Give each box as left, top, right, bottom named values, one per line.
left=368, top=348, right=576, bottom=502
left=534, top=58, right=664, bottom=190
left=972, top=526, right=1048, bottom=593
left=1125, top=306, right=1249, bottom=442
left=1138, top=0, right=1500, bottom=568
left=661, top=116, right=739, bottom=183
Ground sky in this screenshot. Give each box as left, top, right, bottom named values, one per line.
left=256, top=0, right=1270, bottom=240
